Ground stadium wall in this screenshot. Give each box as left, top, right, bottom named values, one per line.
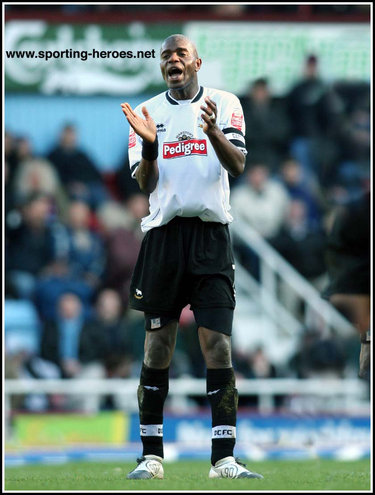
left=5, top=94, right=150, bottom=171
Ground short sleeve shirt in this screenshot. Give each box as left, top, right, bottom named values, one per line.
left=128, top=86, right=247, bottom=232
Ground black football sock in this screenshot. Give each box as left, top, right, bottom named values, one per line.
left=207, top=367, right=238, bottom=466
left=137, top=363, right=169, bottom=458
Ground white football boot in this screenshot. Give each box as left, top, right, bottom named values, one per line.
left=209, top=456, right=264, bottom=479
left=127, top=455, right=164, bottom=479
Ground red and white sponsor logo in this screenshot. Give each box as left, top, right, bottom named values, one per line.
left=231, top=110, right=243, bottom=131
left=128, top=129, right=136, bottom=148
left=163, top=139, right=207, bottom=158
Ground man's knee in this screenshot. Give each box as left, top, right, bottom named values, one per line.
left=144, top=338, right=171, bottom=368
left=144, top=321, right=178, bottom=368
left=199, top=328, right=232, bottom=368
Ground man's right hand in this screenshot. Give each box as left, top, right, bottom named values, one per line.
left=121, top=103, right=157, bottom=143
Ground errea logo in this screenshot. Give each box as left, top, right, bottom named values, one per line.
left=163, top=139, right=207, bottom=159
left=156, top=123, right=166, bottom=132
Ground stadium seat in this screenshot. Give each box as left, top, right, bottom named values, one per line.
left=4, top=299, right=41, bottom=354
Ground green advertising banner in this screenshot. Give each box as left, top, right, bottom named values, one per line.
left=185, top=22, right=371, bottom=95
left=13, top=411, right=129, bottom=446
left=5, top=20, right=370, bottom=96
left=5, top=22, right=182, bottom=94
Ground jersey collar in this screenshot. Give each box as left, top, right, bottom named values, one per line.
left=165, top=86, right=204, bottom=105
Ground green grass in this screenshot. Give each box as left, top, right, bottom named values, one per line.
left=5, top=459, right=371, bottom=491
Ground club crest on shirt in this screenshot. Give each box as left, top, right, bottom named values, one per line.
left=176, top=131, right=193, bottom=141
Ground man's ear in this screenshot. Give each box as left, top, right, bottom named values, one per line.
left=195, top=58, right=202, bottom=72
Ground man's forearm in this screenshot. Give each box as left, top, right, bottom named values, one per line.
left=135, top=158, right=159, bottom=194
left=206, top=127, right=245, bottom=177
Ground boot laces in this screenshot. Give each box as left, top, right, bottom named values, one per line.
left=235, top=457, right=247, bottom=468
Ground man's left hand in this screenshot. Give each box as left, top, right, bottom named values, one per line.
left=201, top=97, right=218, bottom=134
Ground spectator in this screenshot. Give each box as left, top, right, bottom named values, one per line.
left=4, top=131, right=16, bottom=168
left=337, top=104, right=370, bottom=196
left=15, top=136, right=34, bottom=164
left=5, top=160, right=18, bottom=234
left=231, top=163, right=290, bottom=239
left=269, top=199, right=327, bottom=315
left=5, top=346, right=62, bottom=412
left=12, top=157, right=70, bottom=221
left=48, top=124, right=108, bottom=209
left=5, top=133, right=33, bottom=189
left=231, top=164, right=290, bottom=278
left=6, top=192, right=55, bottom=299
left=234, top=345, right=277, bottom=379
left=234, top=345, right=277, bottom=407
left=270, top=200, right=327, bottom=282
left=35, top=200, right=106, bottom=319
left=85, top=289, right=133, bottom=379
left=97, top=200, right=142, bottom=307
left=289, top=327, right=346, bottom=379
left=124, top=193, right=150, bottom=238
left=279, top=156, right=325, bottom=228
left=115, top=154, right=144, bottom=201
left=39, top=292, right=106, bottom=412
left=84, top=288, right=142, bottom=411
left=240, top=78, right=290, bottom=172
left=286, top=54, right=344, bottom=184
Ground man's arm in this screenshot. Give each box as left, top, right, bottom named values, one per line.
left=121, top=103, right=159, bottom=194
left=201, top=97, right=245, bottom=177
left=134, top=158, right=159, bottom=194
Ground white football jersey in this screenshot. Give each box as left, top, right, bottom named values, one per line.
left=128, top=86, right=247, bottom=232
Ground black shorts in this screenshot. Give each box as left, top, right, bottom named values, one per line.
left=129, top=216, right=236, bottom=335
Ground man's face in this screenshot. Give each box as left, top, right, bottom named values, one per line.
left=160, top=37, right=201, bottom=90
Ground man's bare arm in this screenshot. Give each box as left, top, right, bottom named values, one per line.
left=201, top=97, right=245, bottom=177
left=135, top=158, right=159, bottom=194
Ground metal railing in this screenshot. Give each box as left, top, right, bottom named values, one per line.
left=230, top=219, right=356, bottom=338
left=4, top=377, right=369, bottom=415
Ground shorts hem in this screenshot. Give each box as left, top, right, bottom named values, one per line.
left=129, top=303, right=183, bottom=315
left=190, top=304, right=235, bottom=310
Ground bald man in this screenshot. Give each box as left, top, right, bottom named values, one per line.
left=121, top=34, right=263, bottom=480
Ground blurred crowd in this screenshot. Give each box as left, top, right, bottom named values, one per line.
left=5, top=54, right=370, bottom=413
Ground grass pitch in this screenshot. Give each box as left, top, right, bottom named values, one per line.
left=5, top=459, right=371, bottom=491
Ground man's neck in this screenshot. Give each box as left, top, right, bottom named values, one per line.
left=168, top=81, right=200, bottom=101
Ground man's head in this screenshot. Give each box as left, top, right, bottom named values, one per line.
left=281, top=157, right=302, bottom=185
left=246, top=164, right=270, bottom=192
left=160, top=34, right=202, bottom=93
left=21, top=192, right=51, bottom=227
left=250, top=78, right=270, bottom=104
left=58, top=293, right=83, bottom=320
left=287, top=199, right=307, bottom=226
left=126, top=193, right=149, bottom=221
left=68, top=200, right=91, bottom=230
left=96, top=289, right=122, bottom=323
left=304, top=54, right=319, bottom=79
left=60, top=124, right=77, bottom=150
left=16, top=136, right=32, bottom=161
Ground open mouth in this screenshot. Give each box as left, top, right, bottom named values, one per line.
left=168, top=66, right=184, bottom=81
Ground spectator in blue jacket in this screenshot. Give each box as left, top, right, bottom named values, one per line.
left=35, top=200, right=106, bottom=319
